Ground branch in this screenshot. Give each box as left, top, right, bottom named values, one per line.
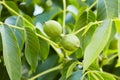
left=63, top=0, right=66, bottom=34
left=28, top=64, right=63, bottom=80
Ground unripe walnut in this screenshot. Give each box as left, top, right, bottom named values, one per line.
left=43, top=20, right=62, bottom=38
left=61, top=34, right=80, bottom=52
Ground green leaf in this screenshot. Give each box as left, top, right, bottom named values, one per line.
left=5, top=1, right=20, bottom=15
left=1, top=24, right=21, bottom=80
left=68, top=0, right=87, bottom=8
left=23, top=14, right=33, bottom=28
left=87, top=72, right=104, bottom=80
left=89, top=73, right=100, bottom=80
left=97, top=0, right=119, bottom=20
left=118, top=0, right=120, bottom=18
left=86, top=0, right=96, bottom=6
left=94, top=72, right=104, bottom=80
left=5, top=16, right=23, bottom=27
left=116, top=36, right=120, bottom=67
left=75, top=48, right=83, bottom=59
left=88, top=60, right=100, bottom=71
left=25, top=0, right=32, bottom=6
left=13, top=29, right=24, bottom=50
left=36, top=28, right=50, bottom=60
left=25, top=0, right=40, bottom=5
left=115, top=19, right=120, bottom=67
left=83, top=19, right=112, bottom=72
left=66, top=61, right=79, bottom=78
left=75, top=10, right=96, bottom=51
left=98, top=72, right=116, bottom=80
left=87, top=73, right=96, bottom=80
left=74, top=5, right=96, bottom=30
left=60, top=60, right=79, bottom=80
left=34, top=7, right=61, bottom=24
left=19, top=3, right=34, bottom=17
left=67, top=70, right=82, bottom=80
left=39, top=38, right=50, bottom=60
left=74, top=8, right=96, bottom=51
left=35, top=54, right=59, bottom=80
left=0, top=35, right=3, bottom=51
left=115, top=19, right=120, bottom=34
left=74, top=6, right=87, bottom=30
left=0, top=4, right=3, bottom=17
left=25, top=27, right=40, bottom=71
left=0, top=59, right=9, bottom=80
left=5, top=16, right=24, bottom=50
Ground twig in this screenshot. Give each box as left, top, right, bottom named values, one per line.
left=28, top=64, right=63, bottom=80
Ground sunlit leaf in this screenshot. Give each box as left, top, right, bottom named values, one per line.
left=1, top=24, right=21, bottom=80
left=83, top=19, right=112, bottom=72
left=115, top=19, right=120, bottom=67
left=5, top=16, right=24, bottom=50
left=98, top=71, right=116, bottom=80
left=89, top=73, right=100, bottom=80
left=94, top=72, right=104, bottom=80
left=116, top=36, right=120, bottom=67
left=115, top=19, right=120, bottom=34
left=87, top=73, right=96, bottom=80
left=5, top=16, right=23, bottom=27
left=23, top=14, right=34, bottom=28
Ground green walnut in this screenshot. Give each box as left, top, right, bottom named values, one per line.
left=43, top=20, right=62, bottom=38
left=61, top=34, right=80, bottom=52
